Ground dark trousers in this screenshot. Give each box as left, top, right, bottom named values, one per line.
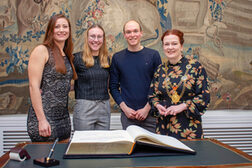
left=120, top=111, right=156, bottom=133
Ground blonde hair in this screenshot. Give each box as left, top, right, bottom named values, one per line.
left=82, top=24, right=110, bottom=68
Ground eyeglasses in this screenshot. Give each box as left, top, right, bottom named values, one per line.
left=88, top=35, right=103, bottom=41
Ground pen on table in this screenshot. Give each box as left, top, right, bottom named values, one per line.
left=46, top=138, right=59, bottom=161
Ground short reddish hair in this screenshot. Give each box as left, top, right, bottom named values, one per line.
left=161, top=29, right=184, bottom=45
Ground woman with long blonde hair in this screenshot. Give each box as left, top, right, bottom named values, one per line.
left=73, top=24, right=111, bottom=130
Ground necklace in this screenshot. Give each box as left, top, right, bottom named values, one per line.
left=164, top=61, right=191, bottom=104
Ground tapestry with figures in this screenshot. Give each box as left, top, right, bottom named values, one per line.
left=0, top=0, right=251, bottom=114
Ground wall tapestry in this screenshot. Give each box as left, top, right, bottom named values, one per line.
left=0, top=0, right=251, bottom=115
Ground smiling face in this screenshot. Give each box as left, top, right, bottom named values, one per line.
left=87, top=27, right=104, bottom=55
left=123, top=21, right=143, bottom=48
left=53, top=18, right=70, bottom=43
left=162, top=34, right=183, bottom=63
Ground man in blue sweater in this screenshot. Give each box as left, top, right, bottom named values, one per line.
left=109, top=20, right=162, bottom=132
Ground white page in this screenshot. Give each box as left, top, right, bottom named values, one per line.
left=126, top=125, right=153, bottom=140
left=71, top=130, right=135, bottom=143
left=126, top=125, right=194, bottom=152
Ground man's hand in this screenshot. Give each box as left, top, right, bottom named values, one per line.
left=120, top=102, right=137, bottom=119
left=135, top=103, right=150, bottom=121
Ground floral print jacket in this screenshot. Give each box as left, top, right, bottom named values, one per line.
left=148, top=55, right=210, bottom=139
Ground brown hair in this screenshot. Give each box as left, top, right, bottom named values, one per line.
left=43, top=13, right=77, bottom=79
left=82, top=24, right=110, bottom=68
left=161, top=29, right=184, bottom=45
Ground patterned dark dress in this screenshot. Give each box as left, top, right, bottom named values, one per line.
left=27, top=47, right=73, bottom=142
left=148, top=55, right=210, bottom=139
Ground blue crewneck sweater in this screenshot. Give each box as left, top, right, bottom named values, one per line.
left=109, top=47, right=161, bottom=110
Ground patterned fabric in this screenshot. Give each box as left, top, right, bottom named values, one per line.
left=27, top=47, right=73, bottom=142
left=148, top=55, right=210, bottom=139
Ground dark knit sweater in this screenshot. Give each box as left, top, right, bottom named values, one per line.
left=109, top=47, right=161, bottom=110
left=74, top=52, right=110, bottom=100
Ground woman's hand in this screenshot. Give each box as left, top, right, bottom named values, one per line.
left=38, top=119, right=51, bottom=137
left=156, top=104, right=168, bottom=116
left=166, top=103, right=187, bottom=116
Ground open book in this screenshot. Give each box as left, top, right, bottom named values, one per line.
left=64, top=125, right=196, bottom=158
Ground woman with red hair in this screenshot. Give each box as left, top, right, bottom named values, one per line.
left=149, top=29, right=210, bottom=139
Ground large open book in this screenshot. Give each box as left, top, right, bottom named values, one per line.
left=64, top=125, right=196, bottom=158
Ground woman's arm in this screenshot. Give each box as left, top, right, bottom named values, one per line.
left=183, top=63, right=211, bottom=118
left=148, top=65, right=166, bottom=116
left=28, top=45, right=51, bottom=137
